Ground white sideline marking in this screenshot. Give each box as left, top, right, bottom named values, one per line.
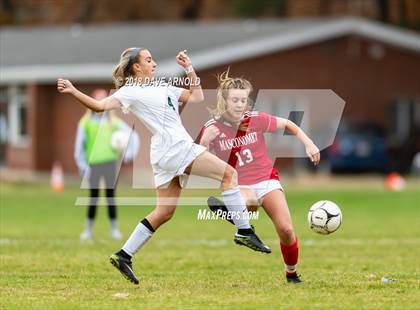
left=0, top=238, right=12, bottom=245
left=157, top=238, right=418, bottom=247
left=0, top=238, right=417, bottom=247
left=157, top=239, right=228, bottom=247
left=112, top=292, right=129, bottom=298
left=301, top=238, right=419, bottom=246
left=74, top=197, right=212, bottom=206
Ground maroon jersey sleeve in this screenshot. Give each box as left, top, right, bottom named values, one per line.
left=254, top=112, right=277, bottom=133
left=195, top=119, right=218, bottom=150
left=194, top=127, right=205, bottom=144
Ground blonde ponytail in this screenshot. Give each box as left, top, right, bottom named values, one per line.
left=211, top=68, right=253, bottom=118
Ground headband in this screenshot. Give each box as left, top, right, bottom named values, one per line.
left=124, top=47, right=140, bottom=74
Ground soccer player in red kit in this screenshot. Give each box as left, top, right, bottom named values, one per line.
left=198, top=70, right=320, bottom=284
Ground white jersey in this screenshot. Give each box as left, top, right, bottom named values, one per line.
left=112, top=84, right=194, bottom=166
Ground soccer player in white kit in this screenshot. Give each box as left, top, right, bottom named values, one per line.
left=57, top=48, right=270, bottom=285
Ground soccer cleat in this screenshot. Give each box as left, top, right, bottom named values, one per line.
left=286, top=273, right=303, bottom=284
left=207, top=196, right=234, bottom=225
left=207, top=196, right=228, bottom=213
left=208, top=196, right=266, bottom=252
left=80, top=230, right=93, bottom=241
left=207, top=197, right=257, bottom=230
left=109, top=253, right=139, bottom=285
left=110, top=229, right=123, bottom=240
left=234, top=232, right=271, bottom=253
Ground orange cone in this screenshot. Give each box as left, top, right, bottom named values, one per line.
left=51, top=161, right=64, bottom=192
left=385, top=172, right=406, bottom=191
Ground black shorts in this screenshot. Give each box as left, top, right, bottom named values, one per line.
left=89, top=160, right=117, bottom=189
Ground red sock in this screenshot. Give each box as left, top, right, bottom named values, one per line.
left=280, top=237, right=299, bottom=275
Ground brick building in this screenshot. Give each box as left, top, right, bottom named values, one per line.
left=0, top=17, right=419, bottom=179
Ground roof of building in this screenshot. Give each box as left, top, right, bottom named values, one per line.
left=1, top=17, right=419, bottom=84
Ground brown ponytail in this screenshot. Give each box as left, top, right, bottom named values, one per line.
left=112, top=47, right=145, bottom=89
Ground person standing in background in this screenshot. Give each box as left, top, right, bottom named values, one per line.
left=74, top=89, right=139, bottom=241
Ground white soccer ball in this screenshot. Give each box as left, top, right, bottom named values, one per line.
left=307, top=200, right=342, bottom=235
left=110, top=130, right=130, bottom=152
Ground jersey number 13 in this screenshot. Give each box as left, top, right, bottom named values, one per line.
left=234, top=148, right=254, bottom=167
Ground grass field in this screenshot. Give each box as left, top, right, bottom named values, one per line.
left=0, top=180, right=419, bottom=309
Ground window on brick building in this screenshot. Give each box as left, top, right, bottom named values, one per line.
left=6, top=85, right=29, bottom=146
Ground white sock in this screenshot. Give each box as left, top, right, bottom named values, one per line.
left=85, top=219, right=94, bottom=233
left=221, top=188, right=251, bottom=229
left=122, top=222, right=153, bottom=256
left=110, top=219, right=118, bottom=231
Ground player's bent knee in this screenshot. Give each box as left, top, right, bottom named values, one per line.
left=223, top=165, right=236, bottom=179
left=221, top=165, right=238, bottom=189
left=280, top=227, right=295, bottom=240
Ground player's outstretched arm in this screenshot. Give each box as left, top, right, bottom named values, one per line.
left=57, top=78, right=120, bottom=112
left=276, top=117, right=321, bottom=165
left=175, top=50, right=204, bottom=104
